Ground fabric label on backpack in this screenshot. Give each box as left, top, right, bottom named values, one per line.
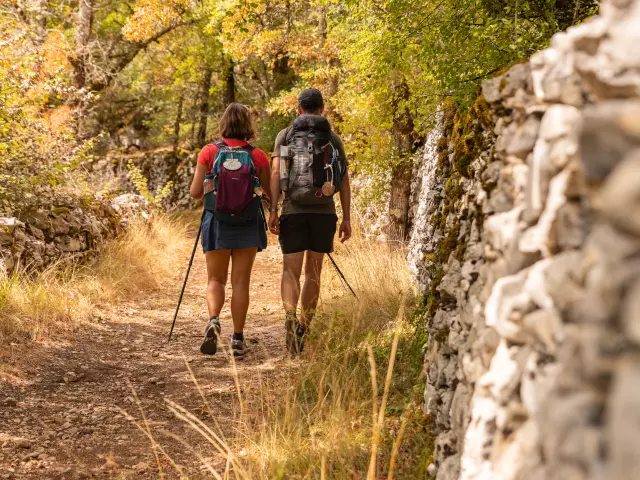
left=222, top=158, right=242, bottom=171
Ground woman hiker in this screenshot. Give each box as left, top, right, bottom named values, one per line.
left=190, top=103, right=272, bottom=357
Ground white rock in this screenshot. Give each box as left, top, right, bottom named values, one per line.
left=523, top=259, right=554, bottom=310
left=485, top=206, right=524, bottom=254
left=485, top=270, right=532, bottom=343
left=512, top=163, right=530, bottom=210
left=479, top=340, right=529, bottom=404
left=598, top=151, right=640, bottom=237
left=461, top=393, right=499, bottom=480
left=407, top=113, right=444, bottom=291
left=0, top=217, right=25, bottom=232
left=492, top=420, right=541, bottom=480
left=522, top=308, right=563, bottom=354
left=519, top=169, right=570, bottom=257
left=520, top=351, right=560, bottom=416
left=608, top=361, right=640, bottom=480
left=622, top=280, right=640, bottom=345
left=538, top=105, right=582, bottom=141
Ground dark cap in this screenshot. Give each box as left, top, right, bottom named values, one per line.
left=298, top=88, right=324, bottom=112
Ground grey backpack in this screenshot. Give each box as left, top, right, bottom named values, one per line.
left=284, top=115, right=345, bottom=205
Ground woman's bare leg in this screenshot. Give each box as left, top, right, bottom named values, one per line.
left=205, top=249, right=231, bottom=318
left=229, top=248, right=258, bottom=333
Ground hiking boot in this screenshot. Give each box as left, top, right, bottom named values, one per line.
left=284, top=312, right=298, bottom=355
left=295, top=324, right=307, bottom=354
left=285, top=313, right=306, bottom=356
left=231, top=337, right=246, bottom=357
left=200, top=317, right=221, bottom=355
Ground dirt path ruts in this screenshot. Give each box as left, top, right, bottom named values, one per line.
left=0, top=244, right=287, bottom=479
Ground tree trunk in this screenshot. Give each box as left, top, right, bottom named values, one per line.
left=172, top=93, right=184, bottom=154
left=387, top=80, right=416, bottom=244
left=272, top=53, right=295, bottom=93
left=189, top=94, right=197, bottom=148
left=318, top=7, right=342, bottom=127
left=224, top=59, right=235, bottom=106
left=73, top=0, right=94, bottom=90
left=35, top=0, right=48, bottom=32
left=196, top=67, right=213, bottom=148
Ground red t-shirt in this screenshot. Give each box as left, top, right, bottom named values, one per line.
left=196, top=139, right=270, bottom=174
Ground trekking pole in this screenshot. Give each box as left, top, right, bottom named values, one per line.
left=168, top=212, right=204, bottom=342
left=327, top=253, right=358, bottom=299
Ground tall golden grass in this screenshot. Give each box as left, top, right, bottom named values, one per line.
left=160, top=233, right=434, bottom=479
left=0, top=215, right=191, bottom=342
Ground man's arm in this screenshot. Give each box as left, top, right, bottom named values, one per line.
left=268, top=130, right=285, bottom=235
left=333, top=133, right=352, bottom=242
left=338, top=169, right=352, bottom=242
left=269, top=156, right=281, bottom=234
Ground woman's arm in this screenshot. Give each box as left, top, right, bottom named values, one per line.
left=190, top=162, right=208, bottom=199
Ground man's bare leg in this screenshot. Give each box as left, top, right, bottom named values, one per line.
left=300, top=251, right=324, bottom=328
left=282, top=252, right=304, bottom=314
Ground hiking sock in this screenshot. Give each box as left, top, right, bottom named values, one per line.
left=232, top=332, right=244, bottom=341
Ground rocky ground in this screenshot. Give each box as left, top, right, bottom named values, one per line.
left=0, top=242, right=288, bottom=479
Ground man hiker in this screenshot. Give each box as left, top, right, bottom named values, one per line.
left=268, top=88, right=352, bottom=355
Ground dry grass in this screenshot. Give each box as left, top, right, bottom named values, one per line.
left=237, top=236, right=432, bottom=479
left=0, top=214, right=191, bottom=342
left=162, top=232, right=434, bottom=479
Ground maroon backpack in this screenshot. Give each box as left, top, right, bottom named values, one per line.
left=203, top=141, right=260, bottom=224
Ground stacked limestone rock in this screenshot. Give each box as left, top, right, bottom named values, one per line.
left=409, top=0, right=640, bottom=478
left=0, top=194, right=151, bottom=275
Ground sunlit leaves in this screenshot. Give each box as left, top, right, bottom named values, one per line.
left=122, top=0, right=195, bottom=42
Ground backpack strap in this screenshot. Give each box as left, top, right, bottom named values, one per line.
left=243, top=144, right=257, bottom=177
left=283, top=126, right=293, bottom=145
left=204, top=143, right=223, bottom=173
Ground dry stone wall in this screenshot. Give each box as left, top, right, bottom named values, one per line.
left=0, top=194, right=150, bottom=275
left=408, top=1, right=640, bottom=478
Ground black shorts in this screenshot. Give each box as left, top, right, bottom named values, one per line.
left=279, top=213, right=338, bottom=254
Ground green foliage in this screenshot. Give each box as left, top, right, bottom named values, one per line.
left=126, top=161, right=174, bottom=208
left=253, top=112, right=295, bottom=154
left=0, top=42, right=80, bottom=214
left=433, top=328, right=450, bottom=343
left=0, top=0, right=598, bottom=214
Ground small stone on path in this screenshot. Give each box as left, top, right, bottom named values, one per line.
left=13, top=439, right=32, bottom=449
left=133, top=461, right=150, bottom=474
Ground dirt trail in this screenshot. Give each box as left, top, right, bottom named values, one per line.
left=0, top=244, right=288, bottom=479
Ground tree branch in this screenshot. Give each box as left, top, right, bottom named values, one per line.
left=90, top=20, right=195, bottom=92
